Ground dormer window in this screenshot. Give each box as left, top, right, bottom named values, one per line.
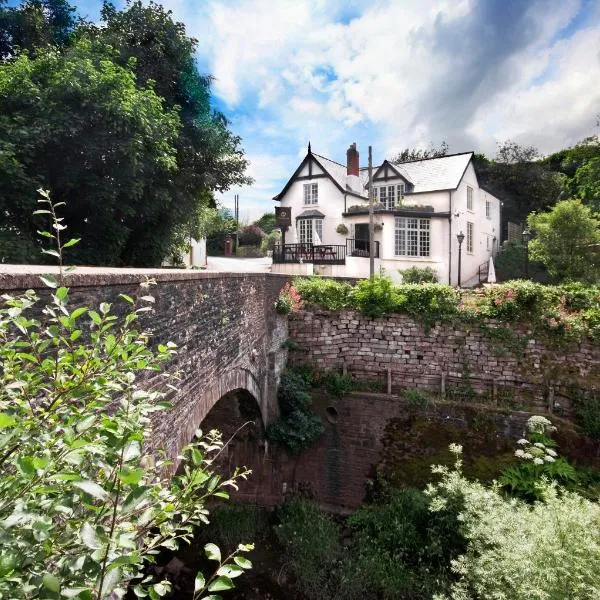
left=303, top=183, right=318, bottom=205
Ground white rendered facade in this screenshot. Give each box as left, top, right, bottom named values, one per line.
left=272, top=144, right=501, bottom=286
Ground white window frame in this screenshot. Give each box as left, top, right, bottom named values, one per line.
left=297, top=218, right=323, bottom=245
left=466, top=221, right=474, bottom=254
left=395, top=217, right=430, bottom=257
left=485, top=200, right=491, bottom=219
left=379, top=186, right=386, bottom=208
left=371, top=186, right=378, bottom=203
left=303, top=183, right=318, bottom=205
left=397, top=184, right=405, bottom=205
left=467, top=186, right=474, bottom=211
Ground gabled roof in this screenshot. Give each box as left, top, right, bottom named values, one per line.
left=273, top=149, right=367, bottom=201
left=274, top=148, right=474, bottom=201
left=363, top=152, right=474, bottom=194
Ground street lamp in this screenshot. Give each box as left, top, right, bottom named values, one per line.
left=522, top=229, right=532, bottom=278
left=456, top=231, right=465, bottom=287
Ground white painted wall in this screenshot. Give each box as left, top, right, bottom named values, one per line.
left=276, top=158, right=501, bottom=286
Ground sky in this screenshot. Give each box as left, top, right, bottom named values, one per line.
left=63, top=0, right=600, bottom=220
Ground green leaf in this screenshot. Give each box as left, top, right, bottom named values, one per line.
left=42, top=248, right=61, bottom=258
left=0, top=413, right=16, bottom=428
left=119, top=294, right=135, bottom=304
left=122, top=486, right=151, bottom=513
left=118, top=467, right=144, bottom=485
left=71, top=307, right=88, bottom=320
left=55, top=287, right=68, bottom=301
left=73, top=480, right=109, bottom=501
left=194, top=572, right=205, bottom=592
left=40, top=274, right=58, bottom=289
left=207, top=576, right=234, bottom=592
left=61, top=587, right=90, bottom=598
left=80, top=522, right=101, bottom=550
left=233, top=556, right=252, bottom=570
left=43, top=573, right=61, bottom=593
left=204, top=543, right=221, bottom=562
left=32, top=209, right=52, bottom=215
left=37, top=230, right=54, bottom=238
left=63, top=238, right=81, bottom=248
left=88, top=311, right=102, bottom=325
left=217, top=564, right=244, bottom=579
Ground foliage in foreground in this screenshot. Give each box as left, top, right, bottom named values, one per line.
left=399, top=266, right=439, bottom=284
left=429, top=445, right=600, bottom=600
left=0, top=194, right=253, bottom=598
left=293, top=276, right=600, bottom=342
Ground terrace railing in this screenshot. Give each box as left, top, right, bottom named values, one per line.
left=273, top=243, right=346, bottom=265
left=346, top=238, right=380, bottom=258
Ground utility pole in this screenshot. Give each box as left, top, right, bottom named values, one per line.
left=368, top=146, right=375, bottom=278
left=234, top=194, right=239, bottom=252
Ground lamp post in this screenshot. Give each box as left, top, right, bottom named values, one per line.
left=456, top=231, right=465, bottom=287
left=522, top=229, right=532, bottom=278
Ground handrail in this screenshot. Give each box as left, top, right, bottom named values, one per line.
left=346, top=238, right=380, bottom=258
left=272, top=243, right=346, bottom=265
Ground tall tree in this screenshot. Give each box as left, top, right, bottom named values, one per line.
left=473, top=141, right=563, bottom=228
left=392, top=141, right=449, bottom=163
left=0, top=0, right=76, bottom=57
left=0, top=40, right=182, bottom=265
left=527, top=199, right=600, bottom=282
left=87, top=1, right=252, bottom=263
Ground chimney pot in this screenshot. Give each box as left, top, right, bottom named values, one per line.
left=346, top=143, right=359, bottom=176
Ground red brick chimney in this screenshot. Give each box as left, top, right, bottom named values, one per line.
left=346, top=143, right=359, bottom=176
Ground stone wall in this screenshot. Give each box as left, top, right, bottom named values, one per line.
left=0, top=270, right=290, bottom=460
left=288, top=309, right=600, bottom=416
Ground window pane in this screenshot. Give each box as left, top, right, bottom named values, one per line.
left=387, top=185, right=395, bottom=209
left=380, top=186, right=387, bottom=206
left=303, top=184, right=310, bottom=204
left=395, top=217, right=430, bottom=256
left=315, top=219, right=323, bottom=242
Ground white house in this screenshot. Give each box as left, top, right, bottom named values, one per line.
left=271, top=143, right=501, bottom=285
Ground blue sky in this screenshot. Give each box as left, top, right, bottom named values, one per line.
left=21, top=0, right=600, bottom=220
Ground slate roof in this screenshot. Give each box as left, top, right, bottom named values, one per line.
left=387, top=153, right=473, bottom=193
left=312, top=153, right=367, bottom=196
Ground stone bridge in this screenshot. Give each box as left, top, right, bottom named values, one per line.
left=0, top=269, right=290, bottom=463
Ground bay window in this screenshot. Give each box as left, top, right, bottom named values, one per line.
left=395, top=217, right=430, bottom=257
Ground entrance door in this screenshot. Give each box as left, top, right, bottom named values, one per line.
left=354, top=223, right=370, bottom=253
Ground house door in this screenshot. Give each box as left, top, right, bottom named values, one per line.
left=354, top=223, right=370, bottom=252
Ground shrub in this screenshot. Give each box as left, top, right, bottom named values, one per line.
left=236, top=244, right=264, bottom=257
left=400, top=266, right=439, bottom=283
left=274, top=283, right=303, bottom=315
left=275, top=500, right=342, bottom=600
left=573, top=392, right=600, bottom=441
left=238, top=224, right=264, bottom=246
left=430, top=445, right=600, bottom=600
left=499, top=416, right=578, bottom=502
left=344, top=489, right=464, bottom=599
left=350, top=275, right=398, bottom=318
left=404, top=388, right=430, bottom=406
left=495, top=241, right=549, bottom=282
left=293, top=276, right=352, bottom=310
left=396, top=283, right=460, bottom=324
left=266, top=369, right=324, bottom=454
left=260, top=229, right=281, bottom=253
left=322, top=370, right=354, bottom=398
left=0, top=194, right=252, bottom=598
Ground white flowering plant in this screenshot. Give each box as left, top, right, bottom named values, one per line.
left=499, top=416, right=578, bottom=501
left=428, top=444, right=600, bottom=600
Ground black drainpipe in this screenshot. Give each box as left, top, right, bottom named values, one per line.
left=448, top=190, right=453, bottom=285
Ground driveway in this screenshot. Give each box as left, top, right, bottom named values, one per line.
left=205, top=256, right=272, bottom=273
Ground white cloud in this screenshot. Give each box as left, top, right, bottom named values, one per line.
left=160, top=0, right=600, bottom=211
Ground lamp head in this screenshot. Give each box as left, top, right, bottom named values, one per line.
left=456, top=231, right=465, bottom=245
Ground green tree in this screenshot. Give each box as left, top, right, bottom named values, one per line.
left=527, top=199, right=600, bottom=282
left=0, top=0, right=76, bottom=57
left=392, top=141, right=449, bottom=163
left=473, top=141, right=563, bottom=227
left=575, top=156, right=600, bottom=212
left=0, top=39, right=182, bottom=266
left=253, top=212, right=276, bottom=234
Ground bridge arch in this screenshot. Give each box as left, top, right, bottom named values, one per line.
left=176, top=367, right=265, bottom=460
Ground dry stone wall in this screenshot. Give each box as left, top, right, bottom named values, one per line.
left=288, top=309, right=600, bottom=416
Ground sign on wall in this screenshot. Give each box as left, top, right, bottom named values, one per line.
left=275, top=207, right=291, bottom=229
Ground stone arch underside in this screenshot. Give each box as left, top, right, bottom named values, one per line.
left=176, top=367, right=264, bottom=460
